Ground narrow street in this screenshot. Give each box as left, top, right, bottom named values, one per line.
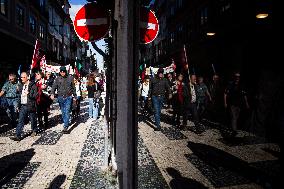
left=138, top=108, right=280, bottom=189
left=0, top=100, right=117, bottom=189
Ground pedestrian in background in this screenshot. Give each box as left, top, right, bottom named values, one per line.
left=73, top=75, right=82, bottom=119
left=224, top=72, right=250, bottom=136
left=87, top=74, right=101, bottom=120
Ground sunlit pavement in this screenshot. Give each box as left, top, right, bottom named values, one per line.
left=138, top=108, right=280, bottom=189
left=0, top=100, right=117, bottom=189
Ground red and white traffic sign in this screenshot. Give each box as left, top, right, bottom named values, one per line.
left=74, top=3, right=110, bottom=42
left=140, top=7, right=159, bottom=44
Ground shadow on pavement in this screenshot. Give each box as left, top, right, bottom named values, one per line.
left=166, top=167, right=208, bottom=189
left=48, top=174, right=66, bottom=189
left=67, top=112, right=89, bottom=134
left=187, top=141, right=277, bottom=188
left=0, top=149, right=35, bottom=187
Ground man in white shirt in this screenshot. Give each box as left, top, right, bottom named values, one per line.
left=187, top=74, right=199, bottom=128
left=10, top=72, right=39, bottom=141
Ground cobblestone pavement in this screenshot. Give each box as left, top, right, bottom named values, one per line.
left=138, top=108, right=281, bottom=189
left=0, top=100, right=115, bottom=189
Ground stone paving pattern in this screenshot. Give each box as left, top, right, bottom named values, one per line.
left=0, top=100, right=114, bottom=189
left=138, top=108, right=281, bottom=189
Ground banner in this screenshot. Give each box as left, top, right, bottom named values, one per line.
left=43, top=64, right=74, bottom=74
left=147, top=63, right=176, bottom=76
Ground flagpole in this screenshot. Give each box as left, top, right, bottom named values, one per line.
left=183, top=44, right=191, bottom=83
left=212, top=63, right=216, bottom=75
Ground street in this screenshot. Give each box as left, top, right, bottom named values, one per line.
left=0, top=100, right=117, bottom=189
left=138, top=108, right=280, bottom=189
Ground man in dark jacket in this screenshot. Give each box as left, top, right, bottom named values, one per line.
left=10, top=72, right=39, bottom=141
left=50, top=66, right=76, bottom=133
left=149, top=68, right=172, bottom=131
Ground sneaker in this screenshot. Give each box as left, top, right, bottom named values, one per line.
left=62, top=128, right=68, bottom=134
left=154, top=127, right=161, bottom=131
left=10, top=136, right=21, bottom=141
left=31, top=131, right=37, bottom=137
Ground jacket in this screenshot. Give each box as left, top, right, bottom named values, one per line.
left=51, top=75, right=76, bottom=98
left=18, top=81, right=38, bottom=112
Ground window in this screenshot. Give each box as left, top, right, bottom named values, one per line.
left=201, top=7, right=208, bottom=25
left=39, top=24, right=44, bottom=39
left=16, top=5, right=25, bottom=27
left=29, top=15, right=36, bottom=35
left=0, top=0, right=7, bottom=16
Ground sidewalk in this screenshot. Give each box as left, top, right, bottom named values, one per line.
left=0, top=100, right=117, bottom=189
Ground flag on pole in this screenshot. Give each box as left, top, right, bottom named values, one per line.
left=171, top=58, right=176, bottom=70
left=31, top=39, right=42, bottom=70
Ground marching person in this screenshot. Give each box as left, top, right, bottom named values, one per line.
left=188, top=74, right=200, bottom=127
left=0, top=73, right=20, bottom=127
left=35, top=71, right=52, bottom=130
left=50, top=66, right=76, bottom=133
left=149, top=68, right=172, bottom=131
left=140, top=76, right=151, bottom=115
left=224, top=72, right=250, bottom=136
left=172, top=73, right=190, bottom=129
left=10, top=72, right=39, bottom=141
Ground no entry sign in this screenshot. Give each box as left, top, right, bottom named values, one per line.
left=140, top=7, right=159, bottom=44
left=74, top=3, right=110, bottom=42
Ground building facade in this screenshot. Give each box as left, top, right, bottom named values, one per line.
left=142, top=0, right=272, bottom=81
left=0, top=0, right=83, bottom=84
left=0, top=0, right=49, bottom=78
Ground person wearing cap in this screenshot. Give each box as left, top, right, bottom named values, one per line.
left=50, top=66, right=76, bottom=133
left=148, top=68, right=172, bottom=131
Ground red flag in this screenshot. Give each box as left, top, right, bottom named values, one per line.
left=75, top=67, right=80, bottom=77
left=182, top=44, right=188, bottom=71
left=171, top=58, right=176, bottom=70
left=31, top=39, right=42, bottom=69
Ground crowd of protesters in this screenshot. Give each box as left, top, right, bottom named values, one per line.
left=0, top=67, right=105, bottom=141
left=138, top=69, right=250, bottom=136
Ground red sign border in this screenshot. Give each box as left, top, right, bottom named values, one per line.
left=73, top=3, right=110, bottom=42
left=141, top=9, right=159, bottom=44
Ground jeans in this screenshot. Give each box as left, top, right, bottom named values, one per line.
left=188, top=102, right=199, bottom=125
left=88, top=98, right=99, bottom=119
left=16, top=105, right=37, bottom=137
left=6, top=98, right=19, bottom=126
left=230, top=105, right=240, bottom=131
left=57, top=96, right=72, bottom=129
left=152, top=96, right=164, bottom=129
